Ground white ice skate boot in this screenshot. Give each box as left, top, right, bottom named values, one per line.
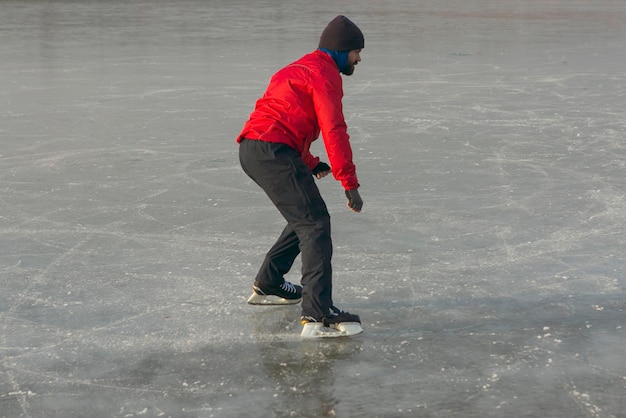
left=300, top=306, right=363, bottom=338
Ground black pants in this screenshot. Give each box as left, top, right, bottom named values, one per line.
left=239, top=139, right=333, bottom=318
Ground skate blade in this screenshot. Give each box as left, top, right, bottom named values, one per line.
left=247, top=292, right=301, bottom=305
left=300, top=322, right=363, bottom=339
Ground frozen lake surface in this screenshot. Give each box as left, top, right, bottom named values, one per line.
left=1, top=0, right=625, bottom=417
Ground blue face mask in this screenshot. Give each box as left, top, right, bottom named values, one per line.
left=319, top=48, right=350, bottom=74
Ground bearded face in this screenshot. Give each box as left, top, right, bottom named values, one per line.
left=342, top=49, right=361, bottom=76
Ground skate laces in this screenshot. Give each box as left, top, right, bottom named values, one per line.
left=328, top=306, right=343, bottom=316
left=280, top=281, right=298, bottom=293
left=323, top=306, right=360, bottom=326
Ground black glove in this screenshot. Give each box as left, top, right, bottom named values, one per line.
left=312, top=162, right=331, bottom=178
left=345, top=189, right=363, bottom=212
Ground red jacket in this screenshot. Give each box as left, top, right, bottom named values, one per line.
left=237, top=50, right=359, bottom=190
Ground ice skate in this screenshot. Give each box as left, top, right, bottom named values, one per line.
left=300, top=306, right=362, bottom=338
left=247, top=280, right=302, bottom=305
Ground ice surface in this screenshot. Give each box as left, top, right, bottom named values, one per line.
left=1, top=0, right=625, bottom=417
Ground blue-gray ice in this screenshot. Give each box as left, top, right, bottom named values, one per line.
left=1, top=1, right=625, bottom=417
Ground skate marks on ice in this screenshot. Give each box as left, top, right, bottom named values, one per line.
left=0, top=141, right=252, bottom=417
left=240, top=247, right=625, bottom=417
left=243, top=307, right=366, bottom=416
left=2, top=0, right=626, bottom=416
left=330, top=250, right=625, bottom=416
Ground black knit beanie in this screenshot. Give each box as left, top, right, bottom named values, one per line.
left=318, top=15, right=364, bottom=52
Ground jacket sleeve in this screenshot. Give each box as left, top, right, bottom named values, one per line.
left=311, top=72, right=359, bottom=190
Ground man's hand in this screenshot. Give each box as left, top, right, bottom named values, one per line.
left=312, top=162, right=331, bottom=179
left=345, top=189, right=363, bottom=212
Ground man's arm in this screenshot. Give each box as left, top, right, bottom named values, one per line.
left=311, top=72, right=359, bottom=191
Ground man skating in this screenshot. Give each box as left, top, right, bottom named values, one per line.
left=237, top=16, right=365, bottom=338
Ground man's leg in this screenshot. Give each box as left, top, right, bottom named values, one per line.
left=254, top=224, right=300, bottom=287
left=295, top=211, right=333, bottom=319
left=239, top=139, right=333, bottom=318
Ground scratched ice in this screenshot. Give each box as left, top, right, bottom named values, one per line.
left=1, top=1, right=625, bottom=417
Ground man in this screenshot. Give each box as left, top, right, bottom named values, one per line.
left=237, top=16, right=364, bottom=338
